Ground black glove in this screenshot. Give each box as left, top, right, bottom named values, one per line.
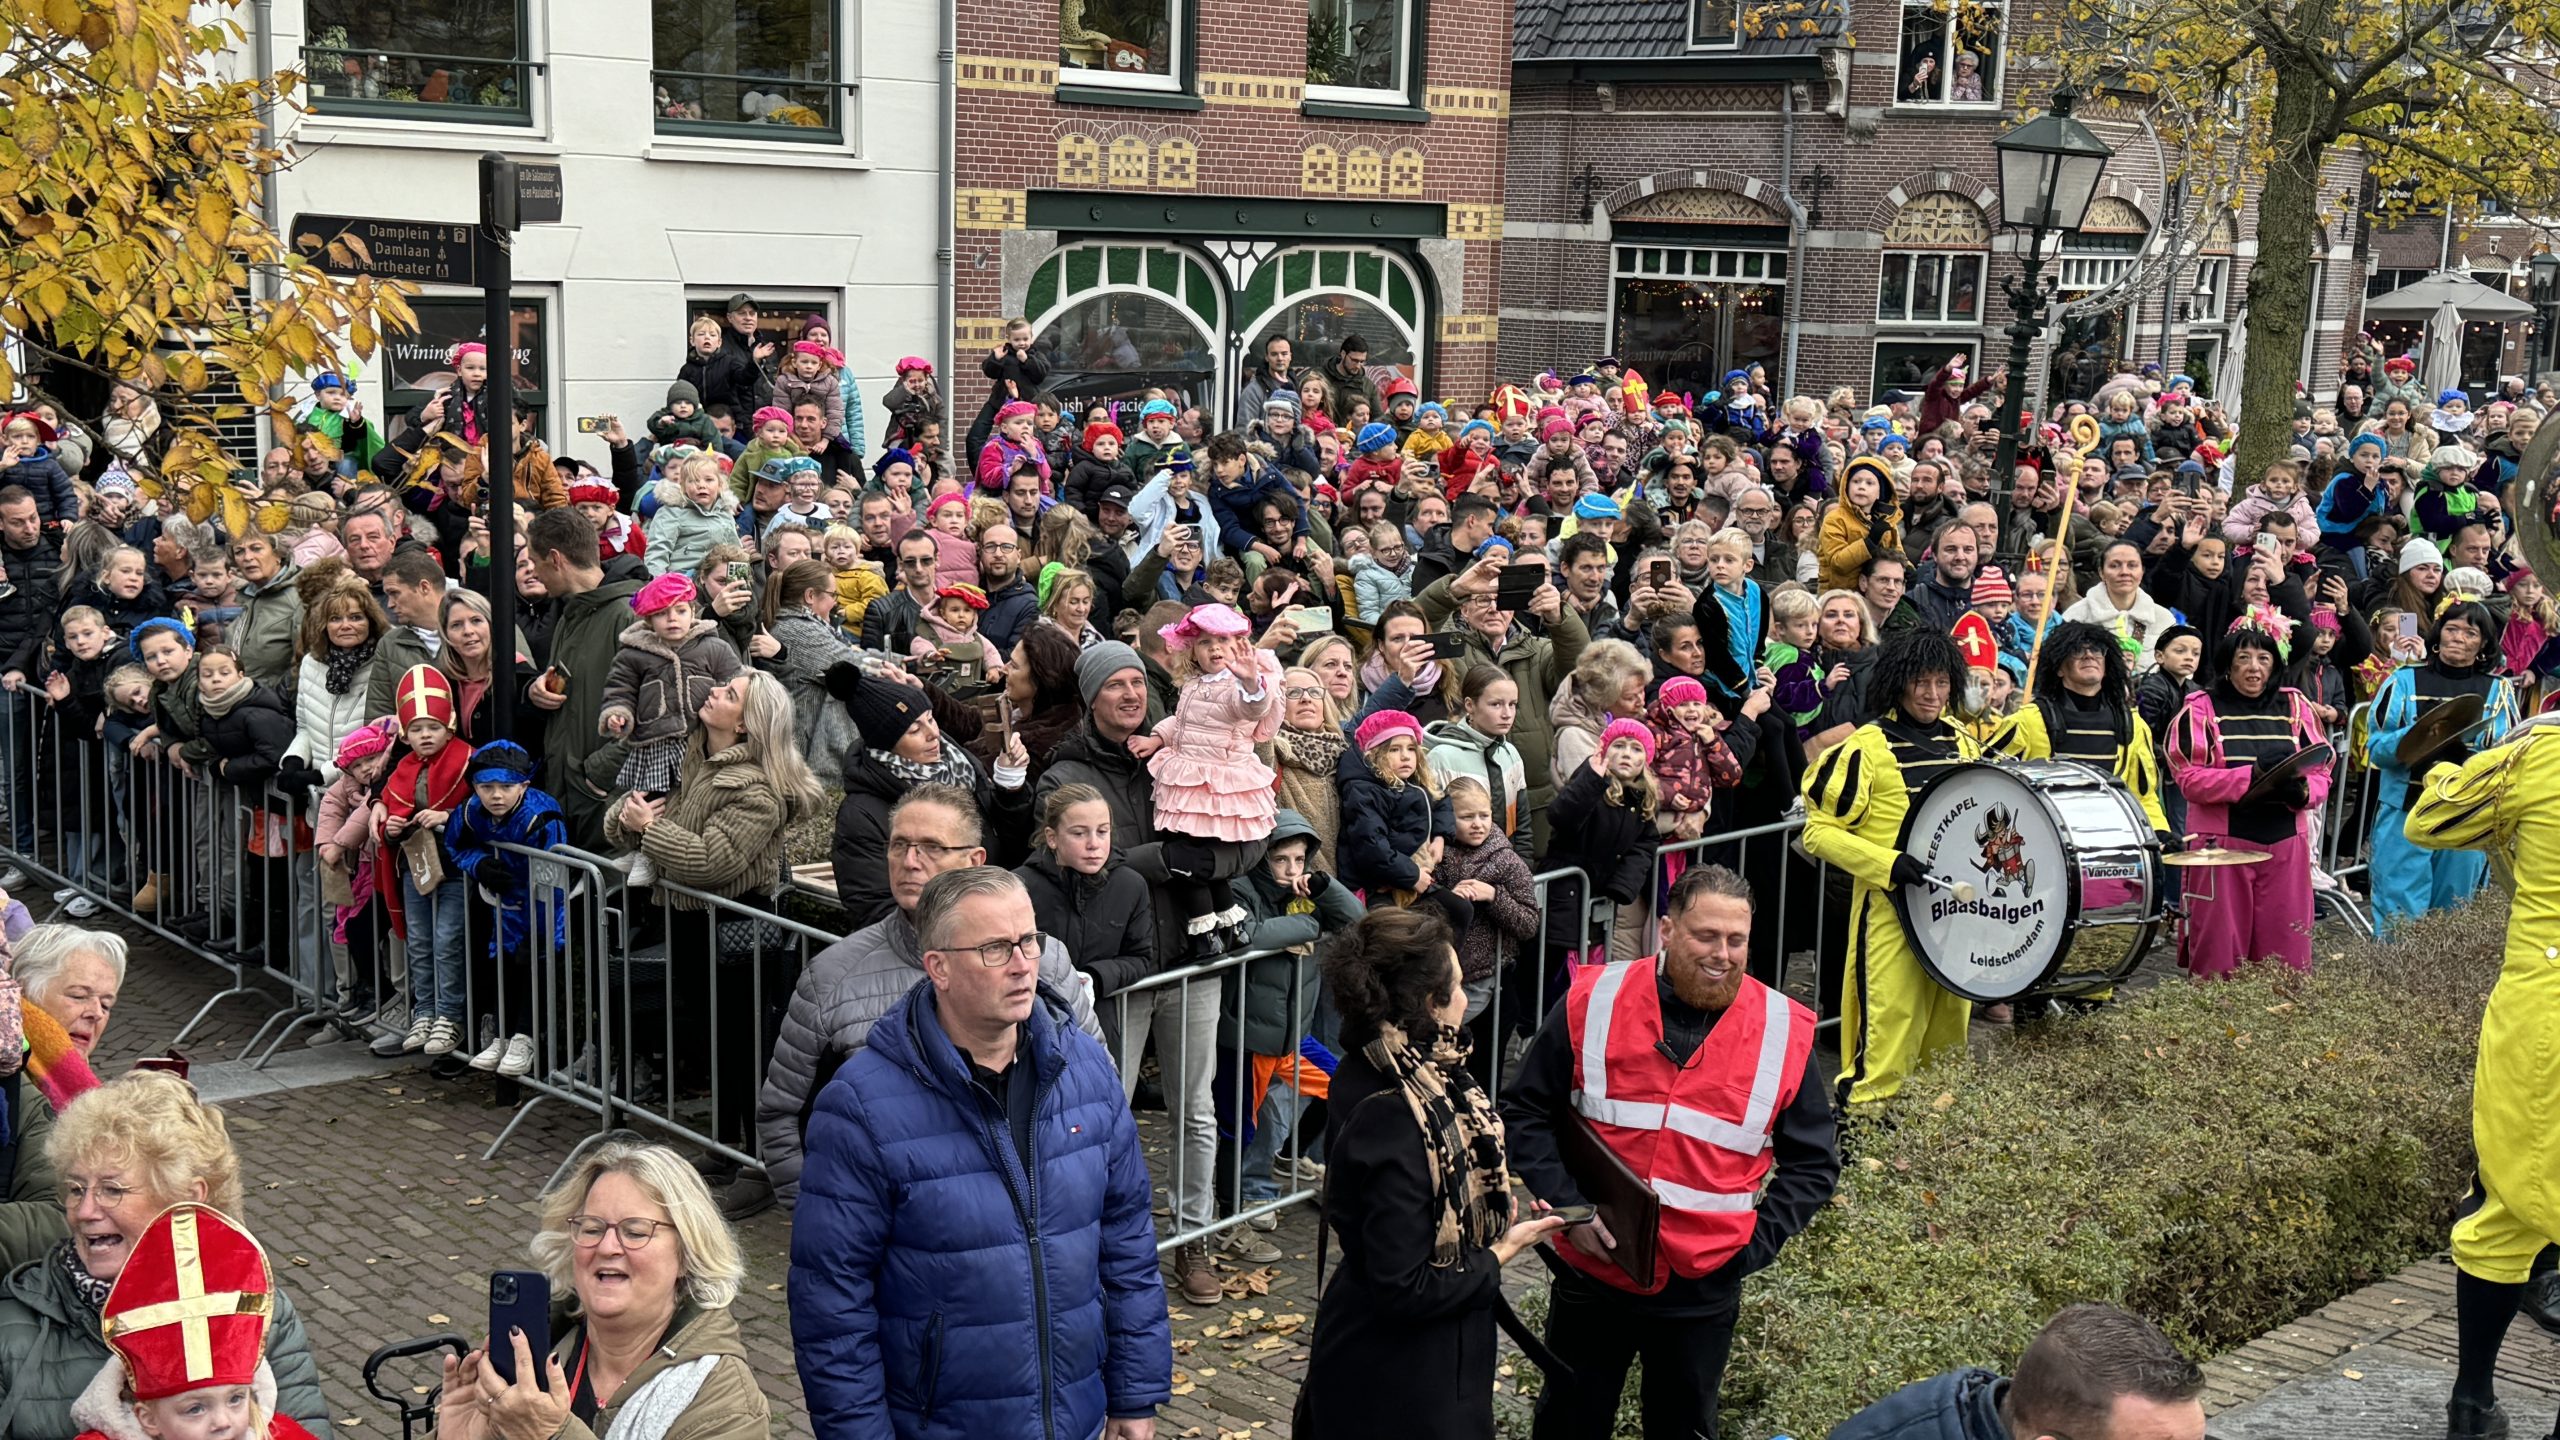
left=1867, top=513, right=1893, bottom=545
left=1890, top=853, right=1928, bottom=888
left=2249, top=751, right=2284, bottom=781
left=2279, top=775, right=2312, bottom=810
left=1301, top=871, right=1332, bottom=900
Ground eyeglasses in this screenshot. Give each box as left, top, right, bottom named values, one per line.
left=982, top=540, right=1019, bottom=553
left=932, top=932, right=1048, bottom=967
left=58, top=1180, right=141, bottom=1213
left=888, top=838, right=976, bottom=862
left=1284, top=686, right=1325, bottom=700
left=568, top=1215, right=674, bottom=1249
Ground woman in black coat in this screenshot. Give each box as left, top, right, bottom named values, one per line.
left=1298, top=906, right=1564, bottom=1440
left=826, top=666, right=993, bottom=930
left=1015, top=781, right=1156, bottom=1053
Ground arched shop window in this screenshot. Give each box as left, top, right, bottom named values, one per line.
left=1233, top=246, right=1426, bottom=393
left=1027, top=242, right=1226, bottom=418
left=1874, top=190, right=1989, bottom=396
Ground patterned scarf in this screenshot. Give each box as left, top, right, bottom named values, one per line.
left=1274, top=723, right=1347, bottom=781
left=1363, top=1021, right=1509, bottom=1266
left=325, top=637, right=379, bottom=696
left=874, top=735, right=979, bottom=791
left=54, top=1239, right=110, bottom=1311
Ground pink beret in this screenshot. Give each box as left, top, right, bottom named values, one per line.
left=750, top=405, right=793, bottom=430
left=1354, top=709, right=1426, bottom=753
left=631, top=572, right=698, bottom=616
left=1158, top=602, right=1251, bottom=650
left=334, top=718, right=397, bottom=769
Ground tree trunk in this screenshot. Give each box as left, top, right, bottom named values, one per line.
left=2234, top=61, right=2336, bottom=477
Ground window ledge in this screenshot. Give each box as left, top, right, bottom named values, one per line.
left=295, top=117, right=554, bottom=150
left=1301, top=98, right=1427, bottom=123
left=1883, top=103, right=2012, bottom=120
left=643, top=140, right=872, bottom=170
left=1054, top=84, right=1204, bottom=111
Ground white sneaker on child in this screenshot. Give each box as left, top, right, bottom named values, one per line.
left=496, top=1035, right=537, bottom=1077
left=467, top=1029, right=509, bottom=1071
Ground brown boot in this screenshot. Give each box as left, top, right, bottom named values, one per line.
left=1168, top=1240, right=1220, bottom=1305
left=130, top=872, right=166, bottom=912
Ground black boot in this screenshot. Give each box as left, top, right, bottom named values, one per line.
left=2522, top=1269, right=2560, bottom=1338
left=2446, top=1396, right=2510, bottom=1440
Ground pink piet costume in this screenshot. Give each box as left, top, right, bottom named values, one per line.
left=2165, top=681, right=2331, bottom=977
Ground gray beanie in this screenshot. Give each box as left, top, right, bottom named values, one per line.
left=667, top=379, right=702, bottom=408
left=1077, top=641, right=1144, bottom=705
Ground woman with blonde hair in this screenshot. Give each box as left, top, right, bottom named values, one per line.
left=1546, top=637, right=1652, bottom=788
left=440, top=1138, right=766, bottom=1440
left=606, top=672, right=823, bottom=1155
left=0, top=1072, right=333, bottom=1439
left=1267, top=664, right=1350, bottom=870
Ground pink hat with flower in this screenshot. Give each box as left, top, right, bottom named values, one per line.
left=1354, top=709, right=1425, bottom=753
left=1599, top=717, right=1656, bottom=764
left=1158, top=603, right=1250, bottom=649
left=631, top=572, right=698, bottom=616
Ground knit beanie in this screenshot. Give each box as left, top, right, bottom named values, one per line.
left=127, top=616, right=194, bottom=661
left=1076, top=641, right=1145, bottom=706
left=1598, top=717, right=1656, bottom=765
left=1083, top=421, right=1123, bottom=449
left=1354, top=709, right=1425, bottom=753
left=2399, top=536, right=2446, bottom=574
left=834, top=669, right=929, bottom=752
left=1263, top=392, right=1302, bottom=418
left=1356, top=422, right=1398, bottom=454
left=1970, top=566, right=2015, bottom=606
left=666, top=380, right=702, bottom=408
left=1657, top=675, right=1709, bottom=708
left=2347, top=432, right=2388, bottom=457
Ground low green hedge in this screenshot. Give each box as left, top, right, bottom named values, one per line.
left=1508, top=897, right=2502, bottom=1439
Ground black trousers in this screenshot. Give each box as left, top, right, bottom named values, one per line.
left=1530, top=1278, right=1738, bottom=1440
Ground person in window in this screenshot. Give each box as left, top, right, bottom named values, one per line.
left=1949, top=49, right=1983, bottom=101
left=678, top=315, right=766, bottom=418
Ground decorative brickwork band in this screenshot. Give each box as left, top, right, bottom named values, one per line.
left=1448, top=203, right=1504, bottom=239
left=957, top=56, right=1059, bottom=93
left=1425, top=85, right=1509, bottom=119
left=1200, top=73, right=1304, bottom=107
left=1439, top=314, right=1500, bottom=344
left=956, top=190, right=1027, bottom=231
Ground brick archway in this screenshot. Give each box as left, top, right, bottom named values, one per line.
left=1866, top=168, right=2000, bottom=232
left=1602, top=166, right=1788, bottom=219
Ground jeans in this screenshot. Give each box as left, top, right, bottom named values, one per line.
left=401, top=872, right=467, bottom=1021
left=1117, top=978, right=1219, bottom=1233
left=1238, top=1077, right=1307, bottom=1206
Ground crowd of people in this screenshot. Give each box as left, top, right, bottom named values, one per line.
left=0, top=302, right=2552, bottom=1438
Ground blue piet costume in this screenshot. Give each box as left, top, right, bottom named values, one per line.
left=2365, top=600, right=2516, bottom=936
left=442, top=742, right=570, bottom=955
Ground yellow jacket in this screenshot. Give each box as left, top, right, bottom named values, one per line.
left=2408, top=726, right=2560, bottom=1246
left=1816, top=499, right=1901, bottom=595
left=834, top=563, right=888, bottom=635
left=1800, top=719, right=1981, bottom=889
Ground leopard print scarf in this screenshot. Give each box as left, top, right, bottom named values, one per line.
left=1364, top=1021, right=1510, bottom=1266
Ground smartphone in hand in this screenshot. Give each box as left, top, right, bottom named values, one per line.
left=486, top=1270, right=551, bottom=1388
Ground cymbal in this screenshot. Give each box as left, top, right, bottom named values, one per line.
left=2164, top=846, right=2272, bottom=868
left=2238, top=742, right=2337, bottom=806
left=2394, top=692, right=2487, bottom=770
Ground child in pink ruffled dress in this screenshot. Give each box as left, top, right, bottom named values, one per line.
left=1127, top=603, right=1286, bottom=962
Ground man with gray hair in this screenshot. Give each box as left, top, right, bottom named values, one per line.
left=791, top=865, right=1172, bottom=1440
left=747, top=785, right=1100, bottom=1220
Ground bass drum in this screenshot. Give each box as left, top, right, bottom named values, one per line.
left=1889, top=760, right=2164, bottom=1003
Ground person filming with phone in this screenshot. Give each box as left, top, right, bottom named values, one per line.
left=1498, top=865, right=1840, bottom=1440
left=436, top=1139, right=768, bottom=1440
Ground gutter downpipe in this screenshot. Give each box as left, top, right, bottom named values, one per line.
left=939, top=0, right=958, bottom=426
left=249, top=0, right=285, bottom=430
left=1779, top=83, right=1807, bottom=398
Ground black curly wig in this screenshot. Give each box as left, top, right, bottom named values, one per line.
left=2034, top=619, right=2131, bottom=703
left=1869, top=625, right=1967, bottom=720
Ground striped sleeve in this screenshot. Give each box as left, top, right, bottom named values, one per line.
left=2406, top=737, right=2532, bottom=852
left=1802, top=731, right=1870, bottom=826
left=1983, top=708, right=2040, bottom=761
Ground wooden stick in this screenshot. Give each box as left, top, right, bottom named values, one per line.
left=2018, top=456, right=2086, bottom=702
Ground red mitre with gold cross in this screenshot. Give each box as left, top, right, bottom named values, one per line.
left=100, top=1205, right=276, bottom=1402
left=1951, top=612, right=2000, bottom=673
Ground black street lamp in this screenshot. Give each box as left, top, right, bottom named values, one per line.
left=2531, top=250, right=2560, bottom=377
left=1988, top=85, right=2115, bottom=557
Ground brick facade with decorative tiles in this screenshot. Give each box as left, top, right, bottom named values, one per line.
left=952, top=2, right=1514, bottom=418
left=1500, top=0, right=2377, bottom=412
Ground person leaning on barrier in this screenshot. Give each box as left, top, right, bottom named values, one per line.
left=789, top=865, right=1172, bottom=1440
left=1295, top=905, right=1561, bottom=1440
left=435, top=1139, right=769, bottom=1440
left=1498, top=864, right=1839, bottom=1440
left=1823, top=1302, right=2204, bottom=1440
left=0, top=1071, right=333, bottom=1440
left=0, top=924, right=121, bottom=1268
left=748, top=784, right=1101, bottom=1220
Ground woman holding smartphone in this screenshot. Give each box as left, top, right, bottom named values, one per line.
left=1295, top=907, right=1565, bottom=1440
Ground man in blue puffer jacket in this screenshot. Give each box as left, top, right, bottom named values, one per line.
left=1824, top=1303, right=2203, bottom=1440
left=791, top=865, right=1172, bottom=1440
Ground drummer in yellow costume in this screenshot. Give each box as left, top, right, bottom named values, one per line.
left=1983, top=619, right=2170, bottom=835
left=1801, top=627, right=1979, bottom=1108
left=2407, top=713, right=2560, bottom=1440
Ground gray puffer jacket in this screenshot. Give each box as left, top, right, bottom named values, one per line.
left=0, top=1244, right=334, bottom=1440
left=755, top=909, right=1103, bottom=1208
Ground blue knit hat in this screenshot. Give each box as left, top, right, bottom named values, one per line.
left=1572, top=494, right=1622, bottom=521
left=872, top=447, right=917, bottom=477
left=1356, top=422, right=1398, bottom=454
left=2439, top=389, right=2468, bottom=407
left=2348, top=433, right=2388, bottom=457
left=1417, top=401, right=1447, bottom=422
left=128, top=616, right=194, bottom=661
left=1456, top=418, right=1494, bottom=442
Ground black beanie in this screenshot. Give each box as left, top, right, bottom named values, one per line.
left=836, top=667, right=930, bottom=752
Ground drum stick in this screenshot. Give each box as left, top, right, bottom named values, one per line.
left=2018, top=460, right=2087, bottom=702
left=1918, top=872, right=1980, bottom=904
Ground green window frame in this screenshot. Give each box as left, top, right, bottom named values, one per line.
left=303, top=0, right=539, bottom=125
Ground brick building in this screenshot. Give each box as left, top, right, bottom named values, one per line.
left=1499, top=0, right=2375, bottom=410
left=2363, top=215, right=2553, bottom=392
left=950, top=0, right=1512, bottom=428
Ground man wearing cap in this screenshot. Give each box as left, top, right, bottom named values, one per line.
left=1036, top=641, right=1247, bottom=1305
left=1235, top=333, right=1304, bottom=428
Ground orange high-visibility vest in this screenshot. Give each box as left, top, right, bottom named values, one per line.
left=1556, top=959, right=1813, bottom=1292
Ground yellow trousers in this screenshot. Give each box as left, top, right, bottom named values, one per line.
left=1838, top=885, right=1971, bottom=1107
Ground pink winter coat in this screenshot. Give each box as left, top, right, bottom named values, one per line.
left=975, top=434, right=1051, bottom=496
left=1148, top=648, right=1286, bottom=843
left=2165, top=686, right=2331, bottom=840
left=2221, top=487, right=2319, bottom=545
left=314, top=770, right=378, bottom=861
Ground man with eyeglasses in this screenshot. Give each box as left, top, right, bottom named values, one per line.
left=1826, top=1302, right=2203, bottom=1440
left=1731, top=484, right=1794, bottom=589
left=753, top=786, right=1101, bottom=1220
left=864, top=529, right=947, bottom=659
left=976, top=523, right=1040, bottom=657
left=792, top=864, right=1174, bottom=1440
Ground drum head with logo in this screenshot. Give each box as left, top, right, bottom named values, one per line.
left=1889, top=762, right=2079, bottom=1002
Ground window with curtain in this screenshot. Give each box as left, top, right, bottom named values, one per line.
left=1307, top=0, right=1411, bottom=103
left=653, top=0, right=843, bottom=139
left=304, top=0, right=533, bottom=121
left=1060, top=0, right=1184, bottom=89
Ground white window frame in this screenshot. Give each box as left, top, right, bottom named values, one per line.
left=2299, top=260, right=2326, bottom=389
left=1895, top=0, right=2004, bottom=109
left=1688, top=0, right=1742, bottom=49
left=1060, top=0, right=1185, bottom=94
left=1305, top=0, right=1412, bottom=107
left=649, top=0, right=859, bottom=148
left=2188, top=255, right=2229, bottom=325
left=1874, top=339, right=1979, bottom=399
left=1877, top=250, right=1986, bottom=326
left=1613, top=245, right=1789, bottom=286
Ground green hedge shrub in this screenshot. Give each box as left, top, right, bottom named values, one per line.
left=1507, top=898, right=2502, bottom=1439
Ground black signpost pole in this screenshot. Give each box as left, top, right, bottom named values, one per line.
left=478, top=153, right=519, bottom=750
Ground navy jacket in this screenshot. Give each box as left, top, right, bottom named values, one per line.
left=790, top=976, right=1172, bottom=1440
left=1824, top=1367, right=2011, bottom=1440
left=1335, top=762, right=1453, bottom=894
left=1207, top=459, right=1310, bottom=558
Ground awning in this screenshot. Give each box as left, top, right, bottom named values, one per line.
left=2360, top=270, right=2535, bottom=322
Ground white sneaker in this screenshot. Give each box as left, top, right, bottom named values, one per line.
left=1247, top=1210, right=1280, bottom=1232
left=0, top=867, right=25, bottom=891
left=422, top=1017, right=460, bottom=1056
left=496, top=1035, right=536, bottom=1078
left=51, top=886, right=77, bottom=903
left=466, top=1030, right=509, bottom=1071
left=400, top=1015, right=433, bottom=1053
left=1223, top=1229, right=1283, bottom=1264
left=62, top=896, right=97, bottom=919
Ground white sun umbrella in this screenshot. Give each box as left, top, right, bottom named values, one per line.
left=2421, top=299, right=2466, bottom=402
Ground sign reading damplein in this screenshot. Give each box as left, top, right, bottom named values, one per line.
left=289, top=216, right=479, bottom=287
